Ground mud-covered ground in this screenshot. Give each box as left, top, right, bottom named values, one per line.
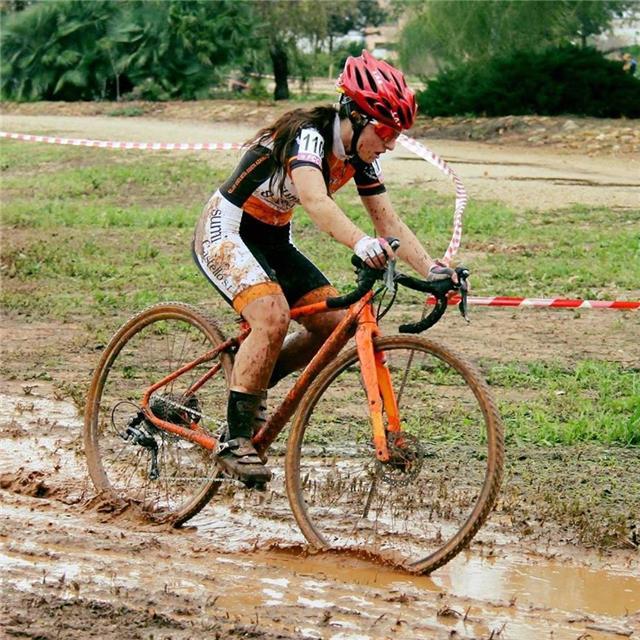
left=0, top=378, right=638, bottom=640
left=1, top=108, right=639, bottom=639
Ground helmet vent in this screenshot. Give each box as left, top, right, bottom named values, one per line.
left=376, top=105, right=393, bottom=122
left=365, top=97, right=378, bottom=110
left=354, top=67, right=365, bottom=90
left=364, top=68, right=377, bottom=91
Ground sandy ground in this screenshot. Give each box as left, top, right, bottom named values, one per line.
left=1, top=113, right=639, bottom=639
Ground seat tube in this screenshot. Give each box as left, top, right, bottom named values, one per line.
left=355, top=305, right=389, bottom=462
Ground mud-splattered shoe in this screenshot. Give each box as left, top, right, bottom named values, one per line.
left=216, top=436, right=271, bottom=489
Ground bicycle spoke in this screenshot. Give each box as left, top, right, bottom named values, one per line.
left=396, top=346, right=416, bottom=407
left=361, top=473, right=378, bottom=519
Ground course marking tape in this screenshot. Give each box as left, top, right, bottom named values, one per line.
left=428, top=295, right=639, bottom=310
left=0, top=131, right=243, bottom=151
left=398, top=134, right=467, bottom=265
left=1, top=129, right=466, bottom=263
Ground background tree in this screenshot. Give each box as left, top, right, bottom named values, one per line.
left=249, top=0, right=386, bottom=101
left=397, top=0, right=637, bottom=74
left=249, top=0, right=335, bottom=100
left=326, top=0, right=386, bottom=53
left=114, top=0, right=254, bottom=100
left=560, top=0, right=634, bottom=48
left=1, top=0, right=255, bottom=101
left=1, top=0, right=120, bottom=100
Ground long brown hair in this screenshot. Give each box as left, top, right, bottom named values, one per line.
left=248, top=105, right=340, bottom=197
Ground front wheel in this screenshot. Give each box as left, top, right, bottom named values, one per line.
left=84, top=302, right=233, bottom=525
left=285, top=335, right=504, bottom=574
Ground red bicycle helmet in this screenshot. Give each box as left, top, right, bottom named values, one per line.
left=337, top=50, right=417, bottom=131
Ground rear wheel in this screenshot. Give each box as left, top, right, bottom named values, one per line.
left=84, top=303, right=233, bottom=525
left=285, top=335, right=504, bottom=574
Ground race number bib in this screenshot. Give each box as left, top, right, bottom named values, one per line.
left=295, top=128, right=325, bottom=167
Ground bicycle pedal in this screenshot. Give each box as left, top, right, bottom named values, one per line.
left=216, top=463, right=269, bottom=491
left=243, top=479, right=268, bottom=492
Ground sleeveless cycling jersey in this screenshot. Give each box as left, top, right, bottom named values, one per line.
left=193, top=113, right=386, bottom=313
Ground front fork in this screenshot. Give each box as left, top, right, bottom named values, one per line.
left=355, top=304, right=401, bottom=462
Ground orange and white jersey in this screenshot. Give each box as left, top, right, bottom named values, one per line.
left=193, top=114, right=386, bottom=313
left=218, top=114, right=386, bottom=226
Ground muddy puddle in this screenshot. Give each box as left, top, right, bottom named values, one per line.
left=1, top=386, right=639, bottom=639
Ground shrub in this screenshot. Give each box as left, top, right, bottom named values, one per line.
left=1, top=0, right=255, bottom=101
left=417, top=45, right=640, bottom=118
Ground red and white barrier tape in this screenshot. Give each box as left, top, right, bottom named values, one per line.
left=1, top=129, right=466, bottom=263
left=429, top=295, right=639, bottom=310
left=0, top=131, right=242, bottom=151
left=2, top=130, right=636, bottom=311
left=398, top=134, right=467, bottom=264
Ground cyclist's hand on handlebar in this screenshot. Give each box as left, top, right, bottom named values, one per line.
left=426, top=260, right=459, bottom=285
left=354, top=236, right=396, bottom=270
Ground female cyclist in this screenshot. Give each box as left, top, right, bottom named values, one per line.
left=192, top=51, right=454, bottom=486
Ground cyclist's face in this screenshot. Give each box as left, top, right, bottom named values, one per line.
left=357, top=122, right=399, bottom=162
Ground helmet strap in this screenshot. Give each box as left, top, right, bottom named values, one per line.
left=339, top=97, right=368, bottom=161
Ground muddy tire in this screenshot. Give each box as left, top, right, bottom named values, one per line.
left=285, top=335, right=504, bottom=574
left=84, top=303, right=233, bottom=526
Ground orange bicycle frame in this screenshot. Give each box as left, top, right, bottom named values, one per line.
left=140, top=291, right=399, bottom=461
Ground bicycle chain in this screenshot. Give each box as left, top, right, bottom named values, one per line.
left=149, top=394, right=226, bottom=438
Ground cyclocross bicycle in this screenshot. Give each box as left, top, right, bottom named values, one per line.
left=84, top=244, right=504, bottom=575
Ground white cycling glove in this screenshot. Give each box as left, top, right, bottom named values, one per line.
left=426, top=260, right=461, bottom=285
left=354, top=236, right=392, bottom=269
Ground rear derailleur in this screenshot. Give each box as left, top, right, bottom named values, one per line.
left=116, top=393, right=202, bottom=481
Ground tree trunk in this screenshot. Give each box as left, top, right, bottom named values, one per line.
left=270, top=42, right=289, bottom=101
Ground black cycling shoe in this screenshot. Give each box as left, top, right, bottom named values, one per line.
left=216, top=436, right=272, bottom=489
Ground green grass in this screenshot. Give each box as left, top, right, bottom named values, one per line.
left=1, top=139, right=639, bottom=446
left=487, top=360, right=640, bottom=445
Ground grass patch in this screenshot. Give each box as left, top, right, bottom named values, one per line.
left=487, top=360, right=640, bottom=445
left=2, top=140, right=639, bottom=311
left=107, top=106, right=148, bottom=117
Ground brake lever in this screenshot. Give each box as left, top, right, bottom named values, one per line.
left=383, top=259, right=397, bottom=294
left=456, top=267, right=470, bottom=323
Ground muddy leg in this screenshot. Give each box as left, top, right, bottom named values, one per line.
left=231, top=294, right=290, bottom=393
left=219, top=294, right=290, bottom=485
left=269, top=309, right=346, bottom=387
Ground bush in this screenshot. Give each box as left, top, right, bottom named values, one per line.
left=417, top=45, right=640, bottom=118
left=0, top=0, right=255, bottom=102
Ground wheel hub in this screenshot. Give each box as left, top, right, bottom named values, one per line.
left=375, top=431, right=424, bottom=486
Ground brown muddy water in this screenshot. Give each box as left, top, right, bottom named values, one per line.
left=1, top=386, right=638, bottom=640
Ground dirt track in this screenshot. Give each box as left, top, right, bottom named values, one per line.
left=1, top=112, right=639, bottom=639
left=2, top=112, right=639, bottom=212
